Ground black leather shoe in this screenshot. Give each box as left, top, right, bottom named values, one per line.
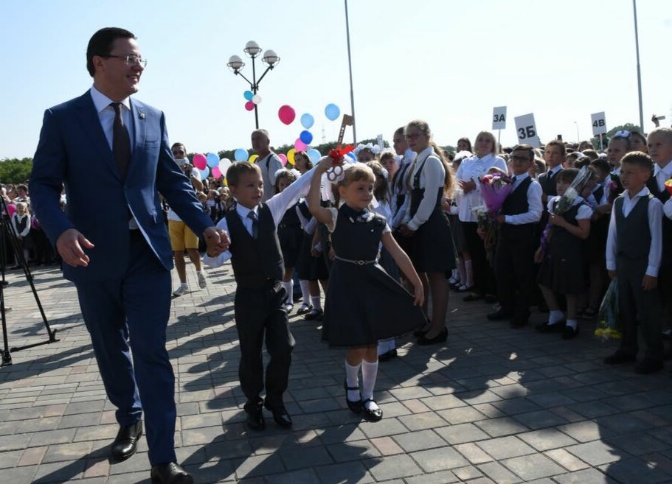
left=264, top=401, right=292, bottom=428
left=361, top=399, right=383, bottom=422
left=562, top=325, right=579, bottom=340
left=535, top=321, right=566, bottom=333
left=604, top=350, right=637, bottom=365
left=304, top=309, right=324, bottom=321
left=416, top=328, right=448, bottom=346
left=244, top=402, right=265, bottom=431
left=150, top=462, right=193, bottom=484
left=110, top=420, right=143, bottom=462
left=378, top=349, right=398, bottom=362
left=487, top=308, right=513, bottom=321
left=344, top=380, right=362, bottom=413
left=634, top=357, right=663, bottom=374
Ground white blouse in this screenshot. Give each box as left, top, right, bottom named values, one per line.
left=455, top=153, right=508, bottom=222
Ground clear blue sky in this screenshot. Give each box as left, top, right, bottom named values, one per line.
left=2, top=0, right=671, bottom=159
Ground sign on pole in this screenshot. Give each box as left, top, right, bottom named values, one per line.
left=591, top=112, right=607, bottom=136
left=514, top=113, right=541, bottom=148
left=492, top=106, right=507, bottom=130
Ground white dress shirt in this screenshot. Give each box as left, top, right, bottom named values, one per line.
left=90, top=85, right=133, bottom=150
left=654, top=160, right=672, bottom=192
left=503, top=173, right=543, bottom=225
left=401, top=146, right=445, bottom=231
left=204, top=166, right=317, bottom=267
left=606, top=187, right=663, bottom=277
left=455, top=153, right=508, bottom=222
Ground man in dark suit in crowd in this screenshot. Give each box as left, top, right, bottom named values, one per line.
left=30, top=27, right=228, bottom=484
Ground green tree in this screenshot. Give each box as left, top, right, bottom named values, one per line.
left=0, top=158, right=33, bottom=184
left=590, top=122, right=642, bottom=150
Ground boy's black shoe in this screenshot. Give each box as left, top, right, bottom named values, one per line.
left=603, top=350, right=637, bottom=365
left=264, top=401, right=292, bottom=428
left=244, top=402, right=265, bottom=431
left=304, top=309, right=323, bottom=321
left=634, top=358, right=663, bottom=374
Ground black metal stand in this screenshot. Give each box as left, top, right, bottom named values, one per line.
left=0, top=199, right=57, bottom=366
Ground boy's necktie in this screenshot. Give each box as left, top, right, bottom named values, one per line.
left=247, top=211, right=259, bottom=239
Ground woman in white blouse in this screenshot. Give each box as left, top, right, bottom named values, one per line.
left=455, top=131, right=508, bottom=303
left=399, top=120, right=455, bottom=345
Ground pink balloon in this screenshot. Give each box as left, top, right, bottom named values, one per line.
left=192, top=153, right=207, bottom=170
left=278, top=154, right=288, bottom=166
left=6, top=203, right=16, bottom=217
left=278, top=105, right=296, bottom=125
left=212, top=166, right=222, bottom=179
left=294, top=138, right=307, bottom=151
left=244, top=101, right=255, bottom=111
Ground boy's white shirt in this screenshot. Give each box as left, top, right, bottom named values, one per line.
left=204, top=166, right=317, bottom=268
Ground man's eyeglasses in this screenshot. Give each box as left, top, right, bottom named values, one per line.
left=103, top=54, right=148, bottom=68
left=172, top=150, right=185, bottom=156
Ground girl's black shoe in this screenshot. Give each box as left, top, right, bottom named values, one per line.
left=416, top=328, right=448, bottom=346
left=361, top=399, right=383, bottom=422
left=344, top=380, right=362, bottom=413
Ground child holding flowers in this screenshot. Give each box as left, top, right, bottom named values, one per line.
left=605, top=152, right=664, bottom=374
left=535, top=168, right=594, bottom=339
left=487, top=144, right=543, bottom=328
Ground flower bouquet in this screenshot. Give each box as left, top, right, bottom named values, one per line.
left=540, top=166, right=595, bottom=256
left=472, top=170, right=513, bottom=264
left=594, top=279, right=621, bottom=340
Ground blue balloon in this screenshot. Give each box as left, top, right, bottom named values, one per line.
left=206, top=153, right=219, bottom=168
left=243, top=91, right=254, bottom=101
left=234, top=148, right=248, bottom=161
left=345, top=152, right=357, bottom=160
left=325, top=103, right=340, bottom=121
left=307, top=149, right=321, bottom=163
left=199, top=166, right=210, bottom=179
left=300, top=113, right=314, bottom=129
left=299, top=130, right=313, bottom=145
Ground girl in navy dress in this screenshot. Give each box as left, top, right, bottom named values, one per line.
left=308, top=160, right=425, bottom=422
left=399, top=120, right=456, bottom=345
left=275, top=169, right=304, bottom=312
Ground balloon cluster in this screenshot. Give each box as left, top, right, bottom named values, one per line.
left=243, top=91, right=262, bottom=112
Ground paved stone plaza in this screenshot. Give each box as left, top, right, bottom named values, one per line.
left=1, top=262, right=672, bottom=483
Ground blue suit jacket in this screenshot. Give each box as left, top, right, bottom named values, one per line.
left=30, top=91, right=212, bottom=283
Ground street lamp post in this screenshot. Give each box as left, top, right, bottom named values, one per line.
left=227, top=41, right=280, bottom=129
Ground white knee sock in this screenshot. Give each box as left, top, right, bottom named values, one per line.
left=465, top=260, right=474, bottom=288
left=361, top=360, right=379, bottom=401
left=345, top=361, right=361, bottom=401
left=282, top=281, right=293, bottom=304
left=311, top=295, right=322, bottom=311
left=549, top=310, right=565, bottom=325
left=457, top=259, right=466, bottom=285
left=299, top=280, right=311, bottom=304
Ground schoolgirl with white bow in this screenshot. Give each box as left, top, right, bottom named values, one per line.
left=308, top=159, right=425, bottom=422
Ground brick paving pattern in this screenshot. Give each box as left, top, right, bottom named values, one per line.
left=1, top=262, right=672, bottom=483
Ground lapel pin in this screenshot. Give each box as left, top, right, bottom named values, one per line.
left=139, top=112, right=146, bottom=119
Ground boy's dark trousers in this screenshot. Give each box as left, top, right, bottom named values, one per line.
left=234, top=281, right=294, bottom=407
left=617, top=257, right=664, bottom=361
left=495, top=224, right=536, bottom=320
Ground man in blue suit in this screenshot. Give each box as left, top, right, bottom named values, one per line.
left=29, top=27, right=228, bottom=484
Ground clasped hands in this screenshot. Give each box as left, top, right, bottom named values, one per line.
left=56, top=226, right=230, bottom=268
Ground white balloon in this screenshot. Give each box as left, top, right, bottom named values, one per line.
left=219, top=158, right=232, bottom=174
left=252, top=94, right=262, bottom=105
